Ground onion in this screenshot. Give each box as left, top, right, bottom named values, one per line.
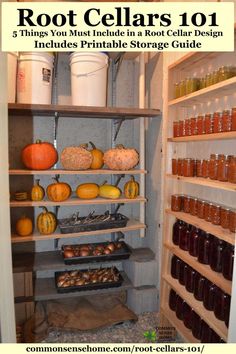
left=104, top=248, right=112, bottom=255
left=80, top=250, right=90, bottom=257
left=63, top=250, right=74, bottom=258
left=107, top=242, right=115, bottom=252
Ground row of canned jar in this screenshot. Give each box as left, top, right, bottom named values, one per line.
left=172, top=220, right=234, bottom=280
left=170, top=255, right=231, bottom=327
left=173, top=109, right=236, bottom=137
left=169, top=289, right=227, bottom=342
left=174, top=66, right=236, bottom=99
left=171, top=194, right=236, bottom=233
left=172, top=154, right=236, bottom=183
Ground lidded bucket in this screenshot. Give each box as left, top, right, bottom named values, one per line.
left=7, top=52, right=18, bottom=103
left=70, top=52, right=108, bottom=107
left=17, top=52, right=54, bottom=104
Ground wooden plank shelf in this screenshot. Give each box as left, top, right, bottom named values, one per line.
left=160, top=306, right=199, bottom=343
left=8, top=103, right=161, bottom=119
left=168, top=131, right=236, bottom=143
left=12, top=247, right=155, bottom=273
left=11, top=219, right=146, bottom=243
left=166, top=209, right=235, bottom=246
left=163, top=274, right=228, bottom=341
left=9, top=169, right=147, bottom=176
left=164, top=243, right=232, bottom=295
left=34, top=271, right=132, bottom=301
left=10, top=195, right=146, bottom=208
left=168, top=77, right=236, bottom=107
left=166, top=174, right=236, bottom=192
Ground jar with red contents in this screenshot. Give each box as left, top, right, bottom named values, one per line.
left=232, top=107, right=236, bottom=131
left=171, top=194, right=183, bottom=212
left=170, top=255, right=182, bottom=279
left=184, top=265, right=196, bottom=293
left=222, top=110, right=232, bottom=132
left=169, top=289, right=178, bottom=311
left=213, top=288, right=231, bottom=322
left=208, top=154, right=219, bottom=180
left=184, top=119, right=191, bottom=136
left=183, top=303, right=193, bottom=330
left=203, top=280, right=217, bottom=311
left=197, top=200, right=206, bottom=219
left=200, top=322, right=212, bottom=343
left=190, top=117, right=198, bottom=135
left=175, top=296, right=185, bottom=320
left=209, top=236, right=226, bottom=272
left=194, top=272, right=206, bottom=301
left=228, top=156, right=236, bottom=183
left=202, top=159, right=209, bottom=178
left=210, top=204, right=221, bottom=225
left=197, top=115, right=205, bottom=135
left=178, top=262, right=188, bottom=286
left=179, top=223, right=192, bottom=251
left=179, top=120, right=184, bottom=136
left=222, top=244, right=234, bottom=281
left=217, top=155, right=230, bottom=182
left=204, top=201, right=213, bottom=222
left=229, top=209, right=236, bottom=233
left=177, top=158, right=184, bottom=176
left=183, top=158, right=195, bottom=177
left=189, top=227, right=201, bottom=257
left=173, top=121, right=180, bottom=137
left=224, top=296, right=231, bottom=328
left=172, top=158, right=178, bottom=175
left=172, top=219, right=185, bottom=245
left=191, top=311, right=202, bottom=340
left=213, top=111, right=223, bottom=133
left=205, top=113, right=213, bottom=134
left=196, top=160, right=203, bottom=177
left=183, top=195, right=191, bottom=213
left=198, top=232, right=213, bottom=264
left=189, top=197, right=198, bottom=216
left=220, top=207, right=231, bottom=229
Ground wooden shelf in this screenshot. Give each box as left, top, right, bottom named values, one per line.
left=10, top=195, right=146, bottom=208
left=163, top=274, right=228, bottom=341
left=164, top=243, right=232, bottom=295
left=168, top=77, right=236, bottom=107
left=160, top=306, right=199, bottom=343
left=9, top=169, right=147, bottom=176
left=34, top=271, right=132, bottom=301
left=168, top=131, right=236, bottom=143
left=166, top=174, right=236, bottom=192
left=166, top=209, right=235, bottom=246
left=11, top=219, right=146, bottom=243
left=12, top=247, right=155, bottom=273
left=8, top=103, right=160, bottom=119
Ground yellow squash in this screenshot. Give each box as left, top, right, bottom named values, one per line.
left=99, top=183, right=121, bottom=199
left=76, top=183, right=99, bottom=199
left=37, top=207, right=57, bottom=235
left=124, top=176, right=139, bottom=199
left=31, top=179, right=45, bottom=201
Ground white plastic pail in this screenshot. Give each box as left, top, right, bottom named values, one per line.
left=70, top=52, right=108, bottom=107
left=8, top=52, right=18, bottom=103
left=17, top=52, right=54, bottom=104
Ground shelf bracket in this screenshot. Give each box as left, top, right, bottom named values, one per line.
left=113, top=118, right=125, bottom=141
left=115, top=174, right=125, bottom=187
left=116, top=232, right=125, bottom=242
left=113, top=53, right=125, bottom=81
left=54, top=238, right=59, bottom=250
left=53, top=112, right=59, bottom=169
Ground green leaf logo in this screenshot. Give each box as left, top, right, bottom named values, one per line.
left=143, top=330, right=157, bottom=342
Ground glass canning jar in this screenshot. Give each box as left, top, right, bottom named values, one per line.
left=191, top=311, right=202, bottom=340
left=174, top=83, right=180, bottom=99
left=171, top=194, right=183, bottom=212
left=208, top=154, right=219, bottom=180
left=196, top=160, right=203, bottom=177
left=199, top=77, right=206, bottom=90
left=198, top=232, right=213, bottom=265
left=189, top=197, right=198, bottom=216
left=184, top=265, right=196, bottom=293
left=222, top=110, right=232, bottom=132
left=205, top=113, right=214, bottom=134
left=179, top=80, right=186, bottom=97
left=183, top=303, right=193, bottom=330
left=183, top=158, right=194, bottom=177
left=184, top=119, right=191, bottom=136
left=200, top=321, right=212, bottom=343
left=189, top=227, right=201, bottom=257
left=205, top=73, right=212, bottom=87
left=179, top=120, right=184, bottom=136
left=169, top=289, right=178, bottom=311
left=213, top=111, right=223, bottom=133
left=213, top=288, right=231, bottom=321
left=177, top=158, right=184, bottom=176
left=217, top=155, right=230, bottom=182
left=190, top=117, right=198, bottom=135
left=212, top=70, right=219, bottom=85
left=220, top=207, right=231, bottom=229
left=178, top=260, right=188, bottom=286
left=193, top=272, right=206, bottom=301
left=210, top=204, right=221, bottom=225
left=173, top=121, right=179, bottom=137
left=179, top=223, right=191, bottom=251
left=228, top=156, right=236, bottom=183
left=183, top=195, right=191, bottom=213
left=229, top=209, right=236, bottom=233
left=222, top=244, right=234, bottom=281
left=172, top=158, right=178, bottom=175
left=175, top=296, right=185, bottom=320
left=197, top=115, right=205, bottom=135
left=232, top=107, right=236, bottom=131
left=203, top=280, right=217, bottom=311
left=204, top=201, right=213, bottom=222
left=170, top=255, right=182, bottom=279
left=172, top=219, right=185, bottom=245
left=197, top=199, right=206, bottom=219
left=202, top=159, right=209, bottom=178
left=209, top=237, right=226, bottom=273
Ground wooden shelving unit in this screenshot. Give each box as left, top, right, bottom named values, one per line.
left=160, top=50, right=236, bottom=343
left=9, top=169, right=147, bottom=176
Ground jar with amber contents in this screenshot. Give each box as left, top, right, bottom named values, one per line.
left=190, top=117, right=198, bottom=135
left=217, top=155, right=231, bottom=182
left=205, top=113, right=213, bottom=134
left=202, top=159, right=209, bottom=178
left=213, top=112, right=223, bottom=134
left=210, top=204, right=221, bottom=225
left=197, top=200, right=206, bottom=219
left=220, top=207, right=230, bottom=229
left=183, top=159, right=194, bottom=177
left=173, top=121, right=179, bottom=137
left=171, top=194, right=183, bottom=212
left=197, top=115, right=205, bottom=135
left=196, top=160, right=203, bottom=177
left=229, top=209, right=236, bottom=233
left=232, top=107, right=236, bottom=131
left=222, top=110, right=232, bottom=132
left=174, top=83, right=180, bottom=99
left=190, top=197, right=198, bottom=216
left=179, top=80, right=186, bottom=97
left=205, top=73, right=212, bottom=87
left=208, top=154, right=219, bottom=180
left=172, top=159, right=178, bottom=175
left=177, top=158, right=184, bottom=176
left=179, top=120, right=184, bottom=136
left=228, top=156, right=236, bottom=183
left=183, top=195, right=191, bottom=213
left=212, top=70, right=219, bottom=85
left=204, top=202, right=213, bottom=222
left=184, top=119, right=191, bottom=136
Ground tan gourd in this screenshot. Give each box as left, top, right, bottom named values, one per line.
left=60, top=144, right=92, bottom=170
left=103, top=145, right=139, bottom=170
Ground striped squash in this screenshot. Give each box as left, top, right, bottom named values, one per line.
left=37, top=207, right=57, bottom=235
left=124, top=176, right=139, bottom=199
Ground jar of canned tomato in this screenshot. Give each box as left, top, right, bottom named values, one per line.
left=172, top=158, right=178, bottom=175
left=228, top=156, right=236, bottom=183
left=183, top=195, right=191, bottom=213
left=204, top=202, right=213, bottom=222
left=220, top=207, right=231, bottom=229
left=184, top=119, right=191, bottom=136
left=205, top=113, right=213, bottom=134
left=173, top=121, right=179, bottom=137
left=196, top=160, right=203, bottom=177
left=177, top=158, right=184, bottom=176
left=190, top=197, right=198, bottom=216
left=229, top=209, right=236, bottom=233
left=179, top=120, right=184, bottom=136
left=197, top=200, right=206, bottom=219
left=210, top=204, right=221, bottom=225
left=202, top=159, right=209, bottom=178
left=222, top=110, right=232, bottom=132
left=183, top=158, right=195, bottom=177
left=197, top=115, right=205, bottom=135
left=232, top=107, right=236, bottom=131
left=208, top=154, right=219, bottom=180
left=171, top=194, right=183, bottom=212
left=213, top=112, right=223, bottom=133
left=190, top=117, right=198, bottom=135
left=217, top=155, right=229, bottom=182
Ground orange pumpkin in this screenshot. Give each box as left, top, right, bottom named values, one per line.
left=16, top=216, right=33, bottom=236
left=21, top=140, right=58, bottom=170
left=46, top=175, right=71, bottom=202
left=89, top=142, right=104, bottom=169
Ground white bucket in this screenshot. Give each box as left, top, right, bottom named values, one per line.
left=70, top=52, right=108, bottom=107
left=17, top=52, right=54, bottom=104
left=7, top=52, right=18, bottom=103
